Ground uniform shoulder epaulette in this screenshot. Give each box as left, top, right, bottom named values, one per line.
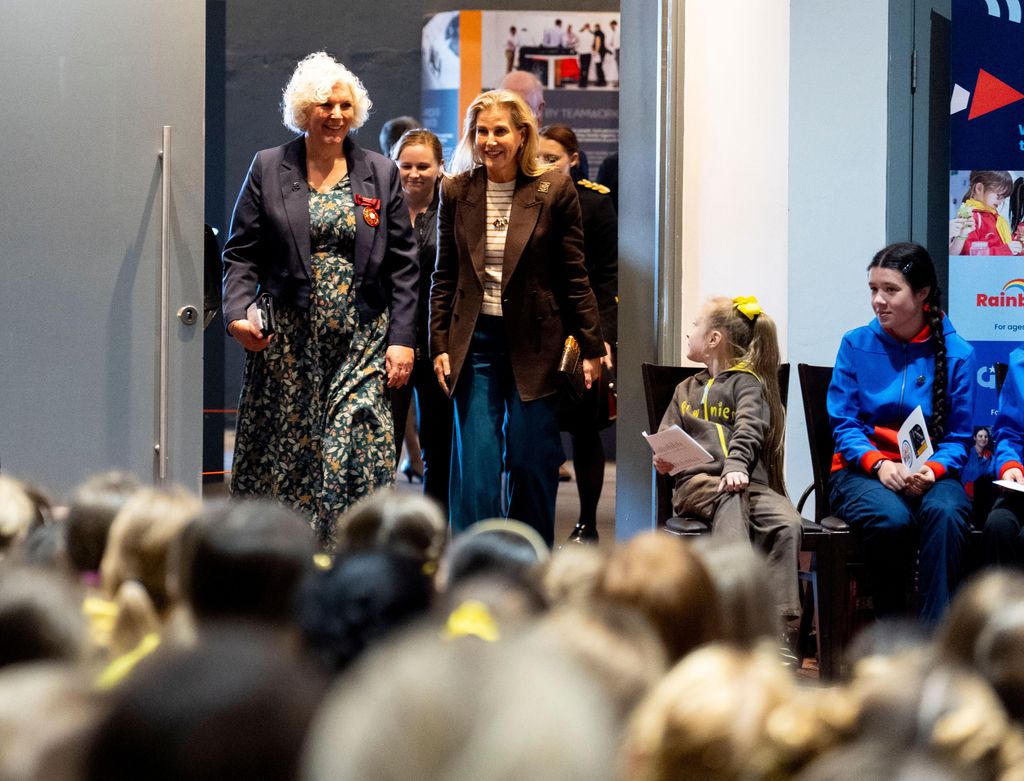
left=578, top=178, right=610, bottom=195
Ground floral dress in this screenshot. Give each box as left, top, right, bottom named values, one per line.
left=231, top=175, right=395, bottom=546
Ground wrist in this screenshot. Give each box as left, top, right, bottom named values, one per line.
left=871, top=459, right=888, bottom=478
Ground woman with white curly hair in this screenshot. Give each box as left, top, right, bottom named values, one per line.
left=222, top=52, right=419, bottom=547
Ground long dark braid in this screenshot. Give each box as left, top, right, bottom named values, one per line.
left=868, top=242, right=948, bottom=440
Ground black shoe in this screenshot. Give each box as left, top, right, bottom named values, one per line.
left=400, top=459, right=423, bottom=484
left=567, top=522, right=599, bottom=544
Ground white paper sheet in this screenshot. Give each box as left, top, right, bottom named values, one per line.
left=643, top=425, right=714, bottom=476
left=897, top=405, right=934, bottom=472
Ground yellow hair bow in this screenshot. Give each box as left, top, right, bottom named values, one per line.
left=442, top=600, right=500, bottom=643
left=733, top=295, right=762, bottom=321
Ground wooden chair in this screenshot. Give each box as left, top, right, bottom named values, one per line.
left=640, top=363, right=708, bottom=534
left=795, top=362, right=987, bottom=676
left=796, top=364, right=854, bottom=678
left=641, top=362, right=839, bottom=674
left=641, top=362, right=791, bottom=534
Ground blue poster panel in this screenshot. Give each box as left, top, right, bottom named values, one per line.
left=950, top=0, right=1024, bottom=424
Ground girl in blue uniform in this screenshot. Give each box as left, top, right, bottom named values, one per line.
left=828, top=243, right=976, bottom=623
left=984, top=345, right=1024, bottom=566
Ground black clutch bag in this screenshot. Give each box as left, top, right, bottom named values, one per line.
left=558, top=335, right=586, bottom=403
left=246, top=292, right=275, bottom=337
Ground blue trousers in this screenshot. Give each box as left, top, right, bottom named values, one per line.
left=449, top=316, right=563, bottom=546
left=830, top=469, right=971, bottom=624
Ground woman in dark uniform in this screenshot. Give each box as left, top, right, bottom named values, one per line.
left=538, top=124, right=617, bottom=543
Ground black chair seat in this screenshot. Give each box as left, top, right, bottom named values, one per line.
left=664, top=516, right=713, bottom=535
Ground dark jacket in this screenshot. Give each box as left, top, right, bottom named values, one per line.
left=430, top=167, right=604, bottom=401
left=412, top=193, right=439, bottom=356
left=222, top=136, right=418, bottom=347
left=576, top=180, right=617, bottom=344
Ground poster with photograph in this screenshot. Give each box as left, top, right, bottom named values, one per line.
left=950, top=0, right=1024, bottom=423
left=422, top=10, right=620, bottom=174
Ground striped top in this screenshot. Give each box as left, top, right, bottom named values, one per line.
left=482, top=179, right=515, bottom=316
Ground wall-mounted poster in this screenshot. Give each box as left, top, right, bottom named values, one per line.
left=950, top=0, right=1024, bottom=424
left=422, top=9, right=620, bottom=174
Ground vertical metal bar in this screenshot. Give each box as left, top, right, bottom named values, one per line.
left=156, top=126, right=171, bottom=482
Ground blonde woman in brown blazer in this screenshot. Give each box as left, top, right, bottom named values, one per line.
left=430, top=90, right=604, bottom=545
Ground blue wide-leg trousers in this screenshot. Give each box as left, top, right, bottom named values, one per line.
left=449, top=316, right=563, bottom=546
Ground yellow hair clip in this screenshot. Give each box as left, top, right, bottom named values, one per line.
left=442, top=600, right=500, bottom=643
left=733, top=295, right=762, bottom=321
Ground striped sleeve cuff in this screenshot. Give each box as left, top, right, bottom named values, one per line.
left=859, top=451, right=887, bottom=474
left=1000, top=461, right=1024, bottom=479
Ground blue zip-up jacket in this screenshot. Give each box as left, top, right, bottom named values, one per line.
left=994, top=345, right=1024, bottom=479
left=827, top=316, right=976, bottom=479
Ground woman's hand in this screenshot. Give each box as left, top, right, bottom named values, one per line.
left=904, top=464, right=937, bottom=497
left=1001, top=467, right=1024, bottom=485
left=385, top=345, right=415, bottom=388
left=601, top=342, right=614, bottom=372
left=228, top=319, right=271, bottom=352
left=876, top=460, right=912, bottom=493
left=433, top=353, right=452, bottom=395
left=583, top=357, right=602, bottom=389
left=653, top=456, right=674, bottom=475
left=718, top=471, right=749, bottom=494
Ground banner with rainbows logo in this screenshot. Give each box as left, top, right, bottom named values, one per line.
left=950, top=0, right=1024, bottom=421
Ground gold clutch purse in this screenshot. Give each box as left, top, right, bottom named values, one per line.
left=558, top=335, right=586, bottom=402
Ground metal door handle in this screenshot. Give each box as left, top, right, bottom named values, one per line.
left=156, top=126, right=171, bottom=481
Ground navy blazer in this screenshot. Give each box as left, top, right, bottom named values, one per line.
left=222, top=136, right=418, bottom=347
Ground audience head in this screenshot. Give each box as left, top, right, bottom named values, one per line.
left=693, top=541, right=780, bottom=649
left=534, top=600, right=668, bottom=719
left=84, top=629, right=325, bottom=781
left=299, top=548, right=433, bottom=673
left=100, top=486, right=200, bottom=614
left=178, top=499, right=314, bottom=627
left=379, top=115, right=420, bottom=156
left=333, top=489, right=447, bottom=568
left=0, top=662, right=98, bottom=781
left=450, top=89, right=543, bottom=177
left=281, top=51, right=371, bottom=134
left=0, top=476, right=46, bottom=556
left=440, top=521, right=549, bottom=629
left=938, top=569, right=1024, bottom=671
left=0, top=565, right=87, bottom=668
left=623, top=644, right=804, bottom=781
left=499, top=69, right=545, bottom=121
left=303, top=628, right=618, bottom=781
left=542, top=544, right=606, bottom=606
left=597, top=532, right=723, bottom=661
left=66, top=471, right=141, bottom=575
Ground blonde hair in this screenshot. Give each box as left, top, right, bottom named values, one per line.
left=448, top=89, right=547, bottom=177
left=624, top=645, right=814, bottom=781
left=100, top=486, right=200, bottom=613
left=281, top=51, right=372, bottom=134
left=703, top=296, right=787, bottom=494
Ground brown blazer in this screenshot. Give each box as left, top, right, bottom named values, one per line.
left=430, top=167, right=604, bottom=402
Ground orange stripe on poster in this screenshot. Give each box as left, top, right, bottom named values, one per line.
left=459, top=11, right=482, bottom=124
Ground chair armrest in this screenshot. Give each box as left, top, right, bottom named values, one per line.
left=819, top=515, right=850, bottom=532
